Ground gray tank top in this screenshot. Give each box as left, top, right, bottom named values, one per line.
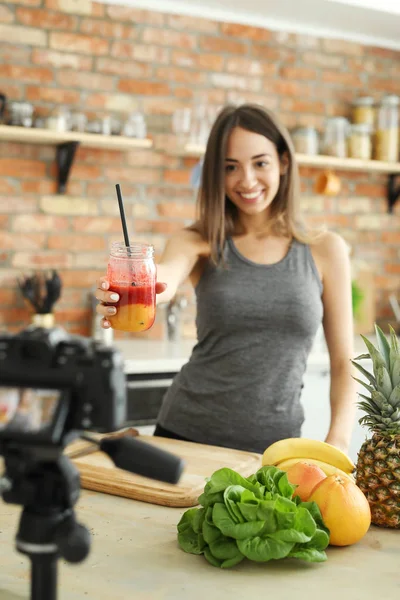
left=157, top=238, right=323, bottom=453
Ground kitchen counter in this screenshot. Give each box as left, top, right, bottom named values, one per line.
left=0, top=490, right=397, bottom=600
left=114, top=333, right=373, bottom=375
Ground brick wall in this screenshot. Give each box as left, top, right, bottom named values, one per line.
left=0, top=0, right=399, bottom=339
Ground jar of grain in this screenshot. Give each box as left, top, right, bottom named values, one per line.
left=374, top=95, right=399, bottom=162
left=291, top=126, right=319, bottom=155
left=348, top=124, right=372, bottom=160
left=321, top=117, right=350, bottom=158
left=352, top=97, right=375, bottom=127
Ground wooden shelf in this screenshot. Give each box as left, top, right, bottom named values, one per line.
left=0, top=125, right=153, bottom=151
left=184, top=143, right=400, bottom=174
left=0, top=125, right=153, bottom=194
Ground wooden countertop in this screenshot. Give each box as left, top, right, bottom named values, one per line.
left=0, top=490, right=398, bottom=600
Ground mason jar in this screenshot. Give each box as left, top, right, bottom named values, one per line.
left=374, top=95, right=399, bottom=162
left=348, top=124, right=372, bottom=160
left=106, top=242, right=156, bottom=332
left=322, top=117, right=350, bottom=158
left=352, top=97, right=375, bottom=128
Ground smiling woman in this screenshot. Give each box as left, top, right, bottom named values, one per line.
left=95, top=103, right=356, bottom=456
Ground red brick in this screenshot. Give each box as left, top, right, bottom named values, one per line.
left=57, top=69, right=114, bottom=91
left=155, top=66, right=206, bottom=85
left=382, top=232, right=400, bottom=244
left=322, top=38, right=364, bottom=56
left=60, top=270, right=104, bottom=288
left=69, top=164, right=102, bottom=180
left=163, top=170, right=191, bottom=185
left=369, top=78, right=400, bottom=94
left=0, top=308, right=31, bottom=327
left=26, top=86, right=81, bottom=105
left=221, top=22, right=271, bottom=42
left=157, top=202, right=196, bottom=220
left=0, top=215, right=9, bottom=228
left=16, top=7, right=77, bottom=29
left=281, top=99, right=326, bottom=114
left=118, top=79, right=170, bottom=96
left=131, top=44, right=170, bottom=64
left=302, top=51, right=344, bottom=69
left=57, top=289, right=86, bottom=308
left=72, top=217, right=122, bottom=233
left=375, top=275, right=399, bottom=291
left=12, top=252, right=71, bottom=269
left=0, top=65, right=53, bottom=83
left=0, top=231, right=46, bottom=250
left=354, top=183, right=386, bottom=197
left=322, top=71, right=363, bottom=86
left=280, top=66, right=318, bottom=80
left=32, top=48, right=92, bottom=70
left=225, top=57, right=276, bottom=76
left=167, top=14, right=218, bottom=33
left=141, top=28, right=196, bottom=50
left=0, top=196, right=37, bottom=213
left=76, top=147, right=125, bottom=165
left=48, top=234, right=106, bottom=251
left=134, top=220, right=183, bottom=235
left=0, top=5, right=14, bottom=23
left=385, top=263, right=400, bottom=274
left=171, top=50, right=224, bottom=71
left=80, top=18, right=136, bottom=39
left=200, top=35, right=247, bottom=55
left=95, top=57, right=151, bottom=78
left=13, top=215, right=69, bottom=232
left=21, top=180, right=57, bottom=195
left=91, top=2, right=105, bottom=17
left=0, top=289, right=16, bottom=304
left=50, top=32, right=109, bottom=55
left=265, top=80, right=313, bottom=97
left=0, top=43, right=31, bottom=65
left=0, top=159, right=46, bottom=178
left=210, top=72, right=261, bottom=92
left=0, top=180, right=19, bottom=194
left=173, top=87, right=194, bottom=100
left=366, top=46, right=400, bottom=60
left=7, top=0, right=41, bottom=5
left=251, top=44, right=281, bottom=61
left=103, top=166, right=162, bottom=184
left=106, top=5, right=165, bottom=26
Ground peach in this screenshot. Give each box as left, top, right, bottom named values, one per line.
left=285, top=461, right=327, bottom=502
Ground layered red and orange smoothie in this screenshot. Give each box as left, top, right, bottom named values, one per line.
left=108, top=283, right=155, bottom=332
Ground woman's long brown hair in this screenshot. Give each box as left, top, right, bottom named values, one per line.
left=190, top=103, right=321, bottom=265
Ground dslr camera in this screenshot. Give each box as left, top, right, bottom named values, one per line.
left=0, top=325, right=126, bottom=455
left=0, top=325, right=183, bottom=600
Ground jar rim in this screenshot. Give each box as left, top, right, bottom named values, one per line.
left=110, top=241, right=154, bottom=257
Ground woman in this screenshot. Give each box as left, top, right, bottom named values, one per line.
left=95, top=104, right=356, bottom=455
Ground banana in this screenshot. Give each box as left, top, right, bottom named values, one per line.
left=262, top=437, right=355, bottom=473
left=275, top=457, right=355, bottom=482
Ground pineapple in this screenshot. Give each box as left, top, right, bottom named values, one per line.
left=352, top=324, right=400, bottom=529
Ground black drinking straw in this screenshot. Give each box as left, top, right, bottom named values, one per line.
left=115, top=183, right=131, bottom=254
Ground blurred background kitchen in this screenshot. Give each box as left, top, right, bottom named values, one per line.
left=0, top=0, right=399, bottom=457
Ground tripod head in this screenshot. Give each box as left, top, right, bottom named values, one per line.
left=0, top=325, right=184, bottom=600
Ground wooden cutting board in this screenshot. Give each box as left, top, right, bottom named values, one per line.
left=66, top=430, right=262, bottom=508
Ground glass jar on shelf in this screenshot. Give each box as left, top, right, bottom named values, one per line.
left=348, top=123, right=372, bottom=160
left=352, top=96, right=375, bottom=128
left=291, top=126, right=319, bottom=155
left=321, top=117, right=350, bottom=158
left=374, top=94, right=399, bottom=162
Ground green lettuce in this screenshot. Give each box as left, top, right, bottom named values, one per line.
left=177, top=466, right=330, bottom=568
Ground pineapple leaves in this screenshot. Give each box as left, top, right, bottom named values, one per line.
left=389, top=384, right=400, bottom=408
left=376, top=366, right=393, bottom=399
left=391, top=358, right=400, bottom=388
left=360, top=334, right=387, bottom=378
left=352, top=376, right=375, bottom=394
left=351, top=360, right=376, bottom=386
left=374, top=324, right=391, bottom=371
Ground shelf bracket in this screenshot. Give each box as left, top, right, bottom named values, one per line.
left=388, top=174, right=400, bottom=214
left=56, top=141, right=80, bottom=194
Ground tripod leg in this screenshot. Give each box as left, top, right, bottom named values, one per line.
left=30, top=554, right=57, bottom=600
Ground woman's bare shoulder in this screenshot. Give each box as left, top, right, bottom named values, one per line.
left=169, top=226, right=210, bottom=255
left=309, top=230, right=350, bottom=267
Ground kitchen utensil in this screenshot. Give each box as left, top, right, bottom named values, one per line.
left=66, top=430, right=262, bottom=507
left=17, top=270, right=62, bottom=314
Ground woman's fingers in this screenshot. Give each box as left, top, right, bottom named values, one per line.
left=156, top=282, right=167, bottom=294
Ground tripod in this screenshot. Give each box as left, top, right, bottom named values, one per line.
left=2, top=454, right=90, bottom=600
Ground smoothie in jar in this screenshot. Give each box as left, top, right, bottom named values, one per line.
left=107, top=242, right=156, bottom=333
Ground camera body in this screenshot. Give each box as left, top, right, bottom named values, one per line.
left=0, top=325, right=127, bottom=450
